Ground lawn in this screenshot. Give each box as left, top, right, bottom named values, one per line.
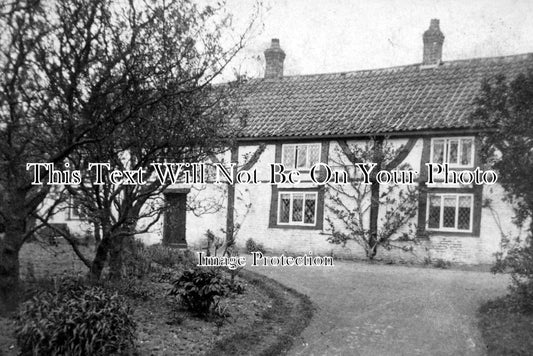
left=478, top=297, right=533, bottom=356
left=0, top=241, right=313, bottom=355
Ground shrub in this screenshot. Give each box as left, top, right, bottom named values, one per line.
left=245, top=238, right=266, bottom=254
left=145, top=243, right=196, bottom=269
left=123, top=240, right=196, bottom=280
left=103, top=277, right=154, bottom=301
left=15, top=278, right=136, bottom=356
left=123, top=239, right=153, bottom=279
left=493, top=240, right=533, bottom=313
left=170, top=267, right=231, bottom=316
left=228, top=279, right=246, bottom=295
left=433, top=259, right=451, bottom=269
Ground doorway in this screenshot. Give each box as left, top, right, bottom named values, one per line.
left=163, top=190, right=189, bottom=247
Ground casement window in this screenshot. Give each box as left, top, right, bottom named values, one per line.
left=281, top=143, right=321, bottom=170
left=278, top=192, right=317, bottom=226
left=427, top=193, right=473, bottom=232
left=430, top=137, right=474, bottom=167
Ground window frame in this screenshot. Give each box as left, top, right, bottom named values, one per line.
left=426, top=193, right=474, bottom=233
left=277, top=191, right=318, bottom=226
left=430, top=137, right=475, bottom=168
left=281, top=143, right=322, bottom=170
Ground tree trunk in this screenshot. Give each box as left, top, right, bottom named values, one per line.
left=0, top=219, right=24, bottom=313
left=89, top=235, right=111, bottom=281
left=89, top=233, right=127, bottom=281
left=368, top=138, right=383, bottom=260
left=225, top=145, right=238, bottom=254
left=226, top=182, right=235, bottom=250
left=366, top=240, right=378, bottom=260
left=108, top=234, right=130, bottom=281
left=89, top=220, right=132, bottom=281
left=93, top=222, right=101, bottom=244
left=368, top=182, right=380, bottom=260
left=108, top=238, right=123, bottom=281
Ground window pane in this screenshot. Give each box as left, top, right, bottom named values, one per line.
left=428, top=195, right=441, bottom=228
left=458, top=196, right=472, bottom=230
left=442, top=196, right=456, bottom=228
left=296, top=146, right=307, bottom=169
left=308, top=145, right=321, bottom=168
left=432, top=140, right=445, bottom=163
left=292, top=193, right=303, bottom=222
left=282, top=145, right=296, bottom=169
left=448, top=140, right=458, bottom=164
left=304, top=194, right=316, bottom=224
left=279, top=194, right=291, bottom=223
left=461, top=139, right=473, bottom=166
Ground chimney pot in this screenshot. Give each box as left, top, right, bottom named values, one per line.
left=423, top=19, right=445, bottom=65
left=264, top=38, right=285, bottom=79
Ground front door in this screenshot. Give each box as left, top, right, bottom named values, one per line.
left=163, top=192, right=187, bottom=247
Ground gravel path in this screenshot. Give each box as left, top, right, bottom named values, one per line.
left=249, top=261, right=509, bottom=356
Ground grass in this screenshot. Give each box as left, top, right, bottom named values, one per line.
left=2, top=242, right=314, bottom=356
left=206, top=269, right=314, bottom=356
left=478, top=297, right=533, bottom=356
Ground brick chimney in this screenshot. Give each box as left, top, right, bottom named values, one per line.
left=423, top=19, right=444, bottom=65
left=264, top=38, right=285, bottom=79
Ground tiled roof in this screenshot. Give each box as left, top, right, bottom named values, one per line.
left=233, top=53, right=533, bottom=138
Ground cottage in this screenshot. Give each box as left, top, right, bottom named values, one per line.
left=61, top=19, right=533, bottom=264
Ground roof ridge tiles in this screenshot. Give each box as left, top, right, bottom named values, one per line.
left=244, top=52, right=533, bottom=84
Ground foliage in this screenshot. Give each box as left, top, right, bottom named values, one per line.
left=471, top=69, right=533, bottom=228
left=492, top=237, right=533, bottom=313
left=102, top=277, right=154, bottom=302
left=471, top=69, right=533, bottom=313
left=122, top=240, right=196, bottom=282
left=326, top=140, right=419, bottom=259
left=145, top=244, right=197, bottom=269
left=170, top=267, right=233, bottom=316
left=15, top=279, right=136, bottom=356
left=433, top=259, right=451, bottom=269
left=121, top=239, right=153, bottom=279
left=245, top=238, right=266, bottom=254
left=228, top=279, right=246, bottom=295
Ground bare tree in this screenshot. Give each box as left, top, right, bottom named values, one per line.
left=0, top=0, right=133, bottom=309
left=0, top=0, right=258, bottom=306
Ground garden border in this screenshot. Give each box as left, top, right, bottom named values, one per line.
left=206, top=269, right=314, bottom=355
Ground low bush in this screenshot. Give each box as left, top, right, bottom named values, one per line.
left=245, top=238, right=266, bottom=254
left=122, top=239, right=153, bottom=279
left=228, top=279, right=246, bottom=295
left=433, top=259, right=451, bottom=269
left=493, top=240, right=533, bottom=313
left=170, top=267, right=232, bottom=316
left=145, top=244, right=196, bottom=268
left=123, top=240, right=196, bottom=280
left=15, top=278, right=136, bottom=356
left=102, top=277, right=154, bottom=301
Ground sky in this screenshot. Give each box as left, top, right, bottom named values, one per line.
left=219, top=0, right=533, bottom=80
